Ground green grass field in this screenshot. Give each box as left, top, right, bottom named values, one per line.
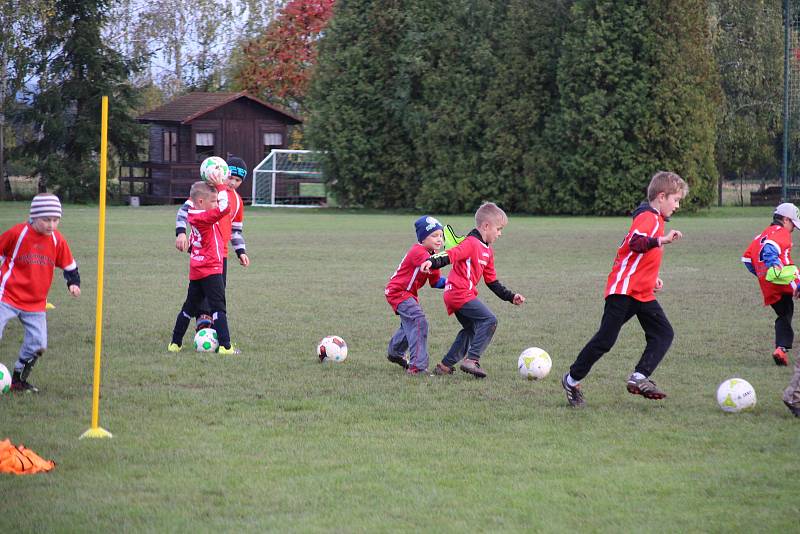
left=0, top=202, right=798, bottom=532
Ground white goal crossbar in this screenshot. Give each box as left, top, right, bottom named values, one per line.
left=251, top=149, right=326, bottom=207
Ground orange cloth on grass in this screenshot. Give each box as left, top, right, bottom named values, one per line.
left=0, top=439, right=56, bottom=474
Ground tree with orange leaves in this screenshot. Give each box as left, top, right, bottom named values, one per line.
left=235, top=0, right=335, bottom=114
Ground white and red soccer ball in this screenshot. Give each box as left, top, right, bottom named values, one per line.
left=317, top=335, right=348, bottom=363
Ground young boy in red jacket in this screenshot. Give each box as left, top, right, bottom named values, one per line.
left=384, top=216, right=447, bottom=374
left=0, top=194, right=81, bottom=392
left=168, top=173, right=239, bottom=355
left=562, top=171, right=687, bottom=407
left=741, top=203, right=800, bottom=366
left=421, top=202, right=525, bottom=378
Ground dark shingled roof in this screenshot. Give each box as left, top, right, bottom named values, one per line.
left=137, top=91, right=302, bottom=124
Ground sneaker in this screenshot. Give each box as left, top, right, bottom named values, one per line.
left=10, top=379, right=39, bottom=393
left=167, top=343, right=182, bottom=353
left=387, top=354, right=409, bottom=369
left=432, top=362, right=454, bottom=375
left=773, top=347, right=789, bottom=366
left=218, top=345, right=242, bottom=355
left=459, top=358, right=487, bottom=378
left=406, top=366, right=427, bottom=375
left=561, top=373, right=585, bottom=408
left=784, top=400, right=800, bottom=418
left=626, top=374, right=667, bottom=400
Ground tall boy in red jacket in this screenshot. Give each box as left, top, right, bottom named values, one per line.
left=168, top=173, right=239, bottom=355
left=561, top=171, right=687, bottom=407
left=421, top=202, right=525, bottom=378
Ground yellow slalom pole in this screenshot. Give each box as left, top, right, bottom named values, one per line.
left=81, top=95, right=113, bottom=440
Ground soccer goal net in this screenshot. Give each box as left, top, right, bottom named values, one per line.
left=251, top=149, right=326, bottom=207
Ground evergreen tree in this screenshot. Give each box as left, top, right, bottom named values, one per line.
left=307, top=0, right=418, bottom=208
left=18, top=0, right=143, bottom=201
left=555, top=0, right=718, bottom=214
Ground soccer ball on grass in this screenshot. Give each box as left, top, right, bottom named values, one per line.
left=0, top=363, right=10, bottom=394
left=194, top=328, right=219, bottom=352
left=200, top=156, right=229, bottom=183
left=517, top=347, right=552, bottom=380
left=317, top=336, right=348, bottom=363
left=716, top=378, right=757, bottom=413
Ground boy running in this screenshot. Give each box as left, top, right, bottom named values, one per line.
left=562, top=171, right=687, bottom=407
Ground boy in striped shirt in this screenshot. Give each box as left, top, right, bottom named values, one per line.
left=168, top=174, right=239, bottom=355
left=562, top=171, right=687, bottom=407
left=175, top=156, right=249, bottom=331
left=0, top=194, right=81, bottom=392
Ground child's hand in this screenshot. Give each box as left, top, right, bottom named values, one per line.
left=420, top=260, right=432, bottom=273
left=206, top=172, right=224, bottom=186
left=654, top=277, right=664, bottom=292
left=239, top=253, right=250, bottom=267
left=512, top=294, right=525, bottom=305
left=175, top=234, right=189, bottom=252
left=68, top=285, right=81, bottom=297
left=660, top=230, right=683, bottom=245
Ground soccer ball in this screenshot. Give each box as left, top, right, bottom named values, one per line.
left=317, top=335, right=348, bottom=363
left=716, top=378, right=757, bottom=413
left=0, top=363, right=10, bottom=394
left=199, top=156, right=229, bottom=182
left=194, top=328, right=219, bottom=352
left=517, top=347, right=552, bottom=380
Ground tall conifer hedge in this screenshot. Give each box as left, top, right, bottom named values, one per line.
left=308, top=0, right=718, bottom=213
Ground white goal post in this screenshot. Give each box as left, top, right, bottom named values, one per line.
left=251, top=149, right=326, bottom=207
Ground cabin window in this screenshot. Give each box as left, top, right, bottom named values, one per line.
left=162, top=130, right=177, bottom=162
left=195, top=132, right=216, bottom=161
left=263, top=132, right=283, bottom=157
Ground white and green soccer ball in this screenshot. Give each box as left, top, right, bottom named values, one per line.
left=317, top=335, right=348, bottom=363
left=194, top=328, right=219, bottom=353
left=517, top=347, right=552, bottom=380
left=199, top=156, right=229, bottom=183
left=0, top=363, right=11, bottom=394
left=716, top=378, right=757, bottom=413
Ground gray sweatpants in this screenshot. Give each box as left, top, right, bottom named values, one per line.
left=387, top=298, right=430, bottom=371
left=783, top=357, right=800, bottom=407
left=0, top=301, right=47, bottom=372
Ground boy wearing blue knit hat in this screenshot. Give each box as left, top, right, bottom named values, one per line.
left=384, top=216, right=447, bottom=374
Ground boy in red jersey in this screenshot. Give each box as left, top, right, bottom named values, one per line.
left=168, top=174, right=240, bottom=355
left=384, top=216, right=447, bottom=374
left=175, top=156, right=250, bottom=330
left=421, top=202, right=525, bottom=378
left=741, top=203, right=800, bottom=366
left=561, top=171, right=687, bottom=407
left=0, top=194, right=81, bottom=393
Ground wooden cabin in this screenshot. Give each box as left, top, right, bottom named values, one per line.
left=122, top=91, right=302, bottom=203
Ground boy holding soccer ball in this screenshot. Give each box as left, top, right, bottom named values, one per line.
left=421, top=202, right=526, bottom=378
left=561, top=171, right=687, bottom=407
left=0, top=194, right=81, bottom=392
left=168, top=173, right=239, bottom=355
left=741, top=203, right=800, bottom=367
left=384, top=216, right=447, bottom=375
left=175, top=156, right=250, bottom=330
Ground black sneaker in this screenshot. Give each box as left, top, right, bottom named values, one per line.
left=387, top=354, right=409, bottom=369
left=561, top=373, right=585, bottom=408
left=626, top=374, right=667, bottom=400
left=459, top=358, right=487, bottom=378
left=10, top=379, right=39, bottom=393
